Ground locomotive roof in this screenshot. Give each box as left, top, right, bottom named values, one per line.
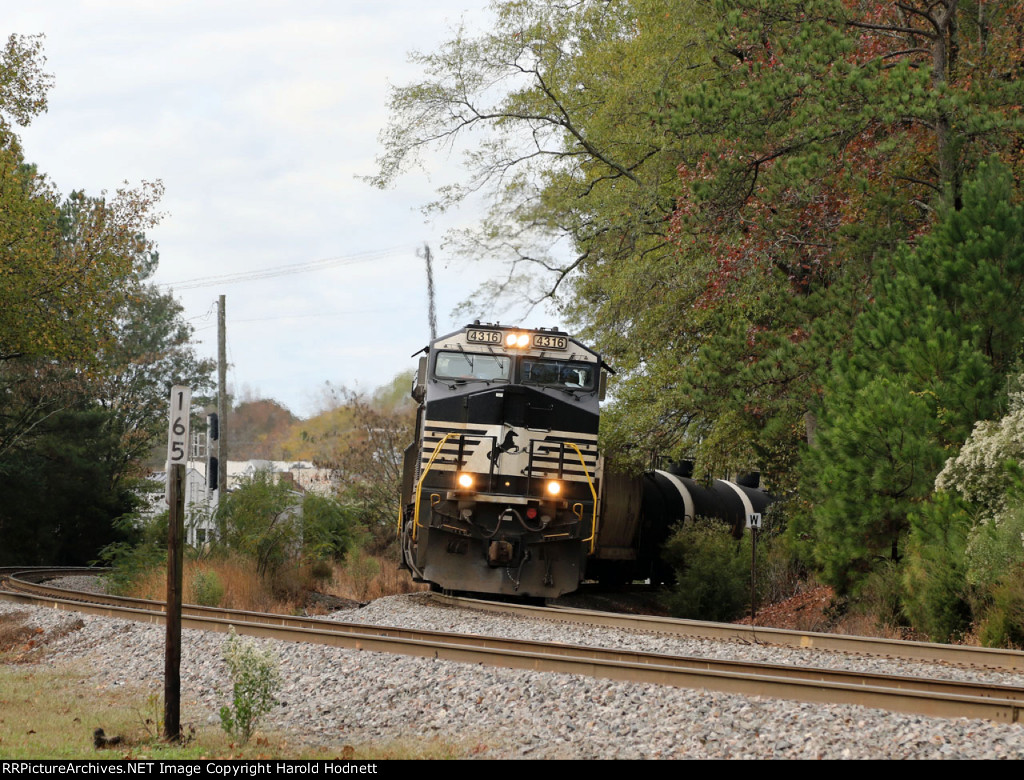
left=418, top=322, right=606, bottom=365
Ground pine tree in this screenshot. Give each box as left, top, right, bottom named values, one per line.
left=639, top=0, right=1024, bottom=484
left=801, top=159, right=1024, bottom=593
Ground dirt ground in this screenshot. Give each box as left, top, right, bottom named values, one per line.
left=555, top=584, right=915, bottom=639
left=737, top=585, right=836, bottom=631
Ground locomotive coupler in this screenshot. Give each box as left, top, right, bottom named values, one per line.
left=488, top=540, right=514, bottom=565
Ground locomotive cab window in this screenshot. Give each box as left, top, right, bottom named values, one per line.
left=521, top=358, right=595, bottom=390
left=434, top=351, right=511, bottom=383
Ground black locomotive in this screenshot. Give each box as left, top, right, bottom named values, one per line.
left=398, top=323, right=771, bottom=598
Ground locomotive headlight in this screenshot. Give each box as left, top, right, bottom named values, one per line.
left=504, top=332, right=531, bottom=348
left=545, top=480, right=562, bottom=497
left=457, top=472, right=475, bottom=490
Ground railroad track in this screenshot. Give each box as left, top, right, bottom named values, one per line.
left=2, top=568, right=1023, bottom=724
left=441, top=593, right=1024, bottom=672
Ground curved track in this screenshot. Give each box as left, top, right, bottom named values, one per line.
left=2, top=568, right=1022, bottom=724
left=439, top=594, right=1024, bottom=672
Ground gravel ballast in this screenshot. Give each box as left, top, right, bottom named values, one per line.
left=2, top=588, right=1023, bottom=759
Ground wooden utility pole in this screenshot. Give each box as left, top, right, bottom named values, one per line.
left=217, top=295, right=227, bottom=501
left=419, top=243, right=438, bottom=340
left=165, top=385, right=191, bottom=741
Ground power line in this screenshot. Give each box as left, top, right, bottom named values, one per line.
left=232, top=308, right=393, bottom=324
left=192, top=307, right=395, bottom=331
left=186, top=300, right=218, bottom=324
left=160, top=247, right=409, bottom=291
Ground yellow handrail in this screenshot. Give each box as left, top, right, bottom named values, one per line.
left=565, top=442, right=599, bottom=554
left=410, top=432, right=457, bottom=543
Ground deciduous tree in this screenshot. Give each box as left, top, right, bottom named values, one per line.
left=371, top=0, right=712, bottom=316
left=0, top=33, right=211, bottom=562
left=228, top=398, right=298, bottom=461
left=372, top=0, right=1024, bottom=489
left=606, top=0, right=1024, bottom=482
left=286, top=377, right=415, bottom=550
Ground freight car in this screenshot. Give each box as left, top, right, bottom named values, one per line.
left=398, top=323, right=771, bottom=598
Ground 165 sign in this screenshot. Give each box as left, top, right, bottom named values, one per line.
left=167, top=385, right=191, bottom=467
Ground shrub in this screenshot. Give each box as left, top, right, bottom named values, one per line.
left=935, top=404, right=1024, bottom=518
left=215, top=472, right=301, bottom=578
left=965, top=498, right=1024, bottom=589
left=301, top=493, right=365, bottom=561
left=97, top=540, right=165, bottom=596
left=219, top=629, right=282, bottom=744
left=918, top=375, right=1024, bottom=646
left=309, top=559, right=334, bottom=582
left=751, top=500, right=806, bottom=606
left=901, top=495, right=972, bottom=642
left=189, top=569, right=224, bottom=607
left=967, top=490, right=1024, bottom=648
left=850, top=560, right=909, bottom=633
left=662, top=518, right=751, bottom=622
left=977, top=570, right=1024, bottom=649
left=342, top=549, right=381, bottom=601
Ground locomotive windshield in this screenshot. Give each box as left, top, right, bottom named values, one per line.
left=521, top=358, right=596, bottom=390
left=434, top=351, right=511, bottom=382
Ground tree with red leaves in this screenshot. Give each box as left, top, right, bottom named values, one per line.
left=598, top=0, right=1024, bottom=485
left=370, top=0, right=1023, bottom=493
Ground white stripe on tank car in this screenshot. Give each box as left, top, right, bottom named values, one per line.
left=655, top=469, right=695, bottom=524
left=718, top=479, right=755, bottom=522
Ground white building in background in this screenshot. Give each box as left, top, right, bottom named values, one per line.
left=225, top=460, right=336, bottom=495
left=143, top=456, right=336, bottom=548
left=139, top=465, right=214, bottom=546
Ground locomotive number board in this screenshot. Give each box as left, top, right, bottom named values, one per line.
left=466, top=329, right=502, bottom=345
left=532, top=333, right=568, bottom=350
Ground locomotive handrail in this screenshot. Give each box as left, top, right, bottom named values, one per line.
left=411, top=432, right=458, bottom=543
left=565, top=441, right=599, bottom=554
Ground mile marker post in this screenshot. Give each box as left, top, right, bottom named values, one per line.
left=165, top=385, right=191, bottom=741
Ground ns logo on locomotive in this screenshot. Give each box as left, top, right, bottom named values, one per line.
left=398, top=322, right=771, bottom=599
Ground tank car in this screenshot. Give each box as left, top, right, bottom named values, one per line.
left=398, top=322, right=771, bottom=598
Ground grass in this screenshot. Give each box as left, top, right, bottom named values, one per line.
left=0, top=664, right=469, bottom=759
left=329, top=551, right=426, bottom=603
left=116, top=556, right=293, bottom=613
left=112, top=551, right=426, bottom=615
left=0, top=612, right=479, bottom=760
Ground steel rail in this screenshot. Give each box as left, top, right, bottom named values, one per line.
left=435, top=594, right=1024, bottom=673
left=2, top=571, right=1023, bottom=723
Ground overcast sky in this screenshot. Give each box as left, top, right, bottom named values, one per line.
left=9, top=1, right=559, bottom=417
